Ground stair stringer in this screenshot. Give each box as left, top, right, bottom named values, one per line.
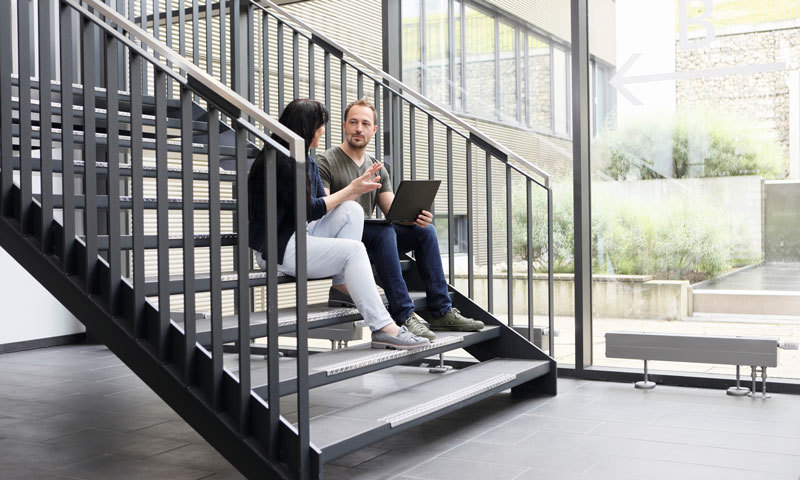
left=0, top=191, right=295, bottom=480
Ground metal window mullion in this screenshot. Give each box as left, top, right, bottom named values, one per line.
left=448, top=0, right=455, bottom=108
left=292, top=30, right=299, bottom=99
left=155, top=70, right=170, bottom=361
left=264, top=147, right=280, bottom=460
left=277, top=21, right=284, bottom=115
left=459, top=0, right=466, bottom=113
left=17, top=0, right=32, bottom=234
left=307, top=40, right=314, bottom=101
left=419, top=0, right=426, bottom=97
left=268, top=13, right=270, bottom=114
left=549, top=44, right=554, bottom=133
left=38, top=0, right=54, bottom=251
left=409, top=104, right=416, bottom=180
left=235, top=126, right=251, bottom=434
left=181, top=86, right=196, bottom=384
left=191, top=0, right=198, bottom=66
left=208, top=107, right=223, bottom=409
left=515, top=27, right=521, bottom=124
left=324, top=52, right=330, bottom=146
left=466, top=139, right=473, bottom=298
left=105, top=31, right=121, bottom=315
left=340, top=60, right=347, bottom=139
left=373, top=81, right=381, bottom=161
left=446, top=129, right=454, bottom=283
left=82, top=15, right=98, bottom=292
left=485, top=151, right=493, bottom=312
left=524, top=31, right=530, bottom=128
left=293, top=155, right=310, bottom=479
left=0, top=0, right=11, bottom=218
left=506, top=164, right=513, bottom=327
left=220, top=0, right=227, bottom=86
left=205, top=0, right=212, bottom=74
left=130, top=52, right=145, bottom=337
left=494, top=16, right=500, bottom=120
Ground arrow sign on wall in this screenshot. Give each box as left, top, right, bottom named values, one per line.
left=610, top=53, right=787, bottom=106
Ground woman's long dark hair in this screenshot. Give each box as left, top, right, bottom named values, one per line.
left=249, top=99, right=329, bottom=222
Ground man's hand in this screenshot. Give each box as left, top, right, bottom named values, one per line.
left=415, top=209, right=433, bottom=228
left=346, top=162, right=382, bottom=200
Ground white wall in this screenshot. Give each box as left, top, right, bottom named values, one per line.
left=0, top=247, right=84, bottom=345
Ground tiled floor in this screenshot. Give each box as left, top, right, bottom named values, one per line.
left=2, top=344, right=800, bottom=480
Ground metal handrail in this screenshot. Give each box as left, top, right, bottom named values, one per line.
left=70, top=0, right=304, bottom=163
left=252, top=0, right=551, bottom=187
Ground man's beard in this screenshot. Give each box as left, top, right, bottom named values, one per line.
left=346, top=136, right=369, bottom=150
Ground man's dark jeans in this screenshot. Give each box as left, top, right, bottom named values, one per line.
left=361, top=222, right=451, bottom=324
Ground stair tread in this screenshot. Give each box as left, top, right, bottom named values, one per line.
left=239, top=328, right=502, bottom=394
left=309, top=358, right=549, bottom=454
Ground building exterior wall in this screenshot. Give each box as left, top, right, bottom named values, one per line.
left=676, top=21, right=800, bottom=167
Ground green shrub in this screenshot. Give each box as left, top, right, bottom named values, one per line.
left=508, top=182, right=736, bottom=281
left=594, top=108, right=785, bottom=180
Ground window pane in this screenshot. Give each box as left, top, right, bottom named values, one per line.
left=528, top=34, right=551, bottom=130
left=553, top=46, right=567, bottom=135
left=498, top=21, right=517, bottom=123
left=464, top=5, right=495, bottom=118
left=454, top=0, right=462, bottom=111
left=402, top=0, right=422, bottom=92
left=424, top=0, right=449, bottom=106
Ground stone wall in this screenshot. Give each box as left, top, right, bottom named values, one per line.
left=676, top=22, right=800, bottom=166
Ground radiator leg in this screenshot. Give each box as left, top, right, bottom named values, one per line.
left=748, top=365, right=757, bottom=397
left=727, top=365, right=750, bottom=396
left=635, top=359, right=656, bottom=390
left=748, top=366, right=771, bottom=399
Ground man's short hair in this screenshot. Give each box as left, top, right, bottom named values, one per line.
left=344, top=98, right=378, bottom=125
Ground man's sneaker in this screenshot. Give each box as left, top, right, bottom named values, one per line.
left=429, top=308, right=484, bottom=332
left=371, top=326, right=430, bottom=350
left=328, top=286, right=355, bottom=308
left=403, top=313, right=436, bottom=341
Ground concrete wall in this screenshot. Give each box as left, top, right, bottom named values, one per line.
left=764, top=180, right=800, bottom=262
left=0, top=248, right=84, bottom=346
left=454, top=273, right=690, bottom=320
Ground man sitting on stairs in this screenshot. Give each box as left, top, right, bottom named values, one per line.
left=316, top=99, right=484, bottom=341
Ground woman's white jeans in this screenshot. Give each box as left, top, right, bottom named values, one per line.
left=257, top=201, right=393, bottom=332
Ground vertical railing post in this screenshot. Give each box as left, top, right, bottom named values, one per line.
left=264, top=147, right=280, bottom=459
left=293, top=150, right=309, bottom=479
left=230, top=0, right=247, bottom=96
left=39, top=0, right=54, bottom=252
left=485, top=151, right=493, bottom=312
left=526, top=180, right=534, bottom=344
left=466, top=139, right=474, bottom=298
left=181, top=86, right=196, bottom=384
left=105, top=30, right=121, bottom=315
left=205, top=0, right=212, bottom=74
left=446, top=129, right=454, bottom=283
left=235, top=126, right=251, bottom=434
left=277, top=21, right=284, bottom=114
left=409, top=105, right=416, bottom=180
left=155, top=70, right=170, bottom=361
left=208, top=107, right=223, bottom=409
left=340, top=60, right=347, bottom=138
left=292, top=31, right=299, bottom=99
left=17, top=0, right=32, bottom=233
left=307, top=40, right=315, bottom=101
left=129, top=52, right=145, bottom=337
left=506, top=165, right=513, bottom=327
left=547, top=186, right=555, bottom=355
left=263, top=13, right=270, bottom=114
left=0, top=0, right=11, bottom=218
left=82, top=12, right=98, bottom=292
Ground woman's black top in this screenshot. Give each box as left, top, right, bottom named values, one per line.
left=248, top=152, right=328, bottom=265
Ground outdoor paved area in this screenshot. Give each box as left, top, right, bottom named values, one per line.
left=2, top=344, right=800, bottom=479
left=695, top=263, right=800, bottom=292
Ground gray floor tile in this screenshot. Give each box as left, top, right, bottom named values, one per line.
left=660, top=444, right=800, bottom=476
left=51, top=453, right=212, bottom=480
left=146, top=443, right=237, bottom=472
left=132, top=420, right=208, bottom=444
left=331, top=446, right=390, bottom=468
left=0, top=437, right=100, bottom=470
left=44, top=428, right=189, bottom=458
left=583, top=455, right=797, bottom=480
left=401, top=456, right=529, bottom=480
left=441, top=441, right=603, bottom=474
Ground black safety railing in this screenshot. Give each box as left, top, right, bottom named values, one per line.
left=1, top=0, right=311, bottom=477
left=127, top=0, right=556, bottom=354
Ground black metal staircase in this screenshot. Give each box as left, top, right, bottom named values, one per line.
left=0, top=0, right=557, bottom=478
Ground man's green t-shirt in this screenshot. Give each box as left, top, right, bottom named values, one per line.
left=316, top=146, right=393, bottom=218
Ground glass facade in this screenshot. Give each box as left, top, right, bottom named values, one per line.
left=589, top=0, right=800, bottom=380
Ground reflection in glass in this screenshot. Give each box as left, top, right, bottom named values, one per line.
left=464, top=5, right=495, bottom=118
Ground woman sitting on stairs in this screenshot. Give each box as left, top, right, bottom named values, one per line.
left=248, top=98, right=429, bottom=350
